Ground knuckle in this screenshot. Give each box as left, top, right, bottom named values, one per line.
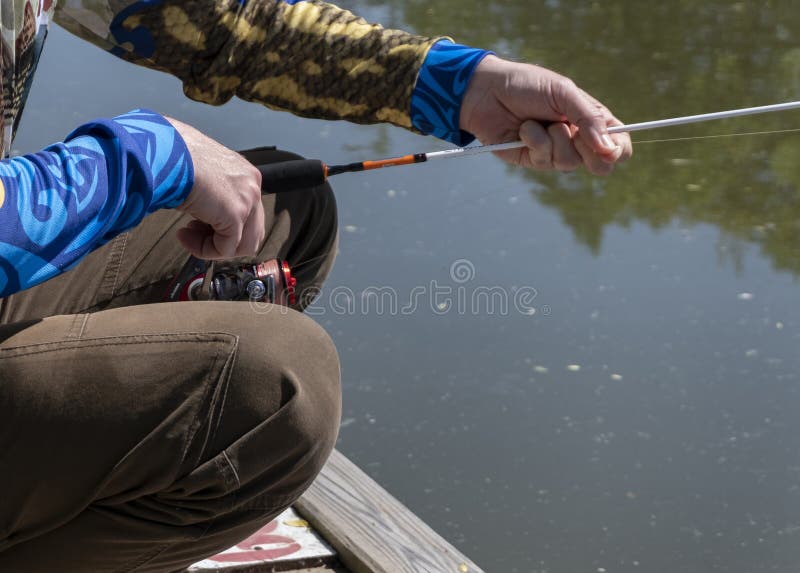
left=233, top=201, right=251, bottom=222
left=249, top=183, right=262, bottom=204
left=247, top=165, right=263, bottom=190
left=554, top=77, right=577, bottom=95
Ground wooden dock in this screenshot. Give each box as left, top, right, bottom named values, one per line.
left=190, top=450, right=485, bottom=573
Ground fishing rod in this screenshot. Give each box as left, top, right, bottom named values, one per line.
left=254, top=100, right=800, bottom=194
left=170, top=100, right=800, bottom=306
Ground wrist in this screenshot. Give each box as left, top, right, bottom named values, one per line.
left=111, top=110, right=195, bottom=211
left=459, top=54, right=504, bottom=136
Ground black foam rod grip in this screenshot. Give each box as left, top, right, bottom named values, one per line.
left=258, top=160, right=327, bottom=194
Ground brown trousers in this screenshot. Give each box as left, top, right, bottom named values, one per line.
left=0, top=149, right=341, bottom=572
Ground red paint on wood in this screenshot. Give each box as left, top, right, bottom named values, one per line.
left=207, top=520, right=302, bottom=563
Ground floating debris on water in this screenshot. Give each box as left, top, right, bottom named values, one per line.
left=777, top=322, right=784, bottom=330
left=737, top=292, right=754, bottom=301
left=745, top=349, right=759, bottom=358
left=567, top=364, right=581, bottom=372
left=508, top=195, right=519, bottom=204
left=686, top=183, right=702, bottom=191
left=344, top=225, right=358, bottom=233
left=386, top=189, right=397, bottom=198
left=534, top=365, right=549, bottom=374
left=611, top=374, right=623, bottom=381
left=669, top=157, right=692, bottom=166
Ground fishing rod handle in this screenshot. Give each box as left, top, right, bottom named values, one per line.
left=257, top=159, right=328, bottom=194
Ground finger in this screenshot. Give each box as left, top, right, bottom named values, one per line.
left=551, top=80, right=620, bottom=156
left=236, top=201, right=266, bottom=257
left=184, top=217, right=242, bottom=259
left=185, top=219, right=212, bottom=231
left=547, top=122, right=582, bottom=172
left=176, top=221, right=214, bottom=258
left=606, top=119, right=633, bottom=163
left=210, top=221, right=243, bottom=259
left=574, top=135, right=616, bottom=176
left=518, top=120, right=554, bottom=170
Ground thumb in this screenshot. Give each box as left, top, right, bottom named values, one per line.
left=553, top=81, right=619, bottom=156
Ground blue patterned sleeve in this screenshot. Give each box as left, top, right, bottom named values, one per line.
left=0, top=109, right=194, bottom=297
left=410, top=40, right=493, bottom=146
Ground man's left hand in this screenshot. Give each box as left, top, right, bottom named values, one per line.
left=460, top=55, right=633, bottom=176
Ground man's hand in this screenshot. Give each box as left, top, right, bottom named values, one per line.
left=166, top=117, right=265, bottom=259
left=460, top=56, right=632, bottom=175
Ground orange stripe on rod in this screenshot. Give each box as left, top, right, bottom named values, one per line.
left=361, top=153, right=428, bottom=171
left=362, top=155, right=419, bottom=171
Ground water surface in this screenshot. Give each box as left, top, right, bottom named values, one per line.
left=17, top=3, right=800, bottom=572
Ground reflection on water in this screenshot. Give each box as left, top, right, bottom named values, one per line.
left=535, top=137, right=800, bottom=275
left=358, top=0, right=800, bottom=277
left=14, top=2, right=800, bottom=573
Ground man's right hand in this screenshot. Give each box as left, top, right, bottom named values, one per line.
left=166, top=117, right=265, bottom=259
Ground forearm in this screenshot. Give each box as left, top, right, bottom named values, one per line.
left=57, top=0, right=436, bottom=127
left=0, top=110, right=193, bottom=297
left=55, top=0, right=490, bottom=143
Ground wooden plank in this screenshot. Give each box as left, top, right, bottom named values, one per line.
left=295, top=450, right=484, bottom=573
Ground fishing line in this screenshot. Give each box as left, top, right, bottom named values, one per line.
left=290, top=124, right=800, bottom=274
left=633, top=127, right=800, bottom=145
left=290, top=251, right=334, bottom=274
left=264, top=100, right=800, bottom=274
left=257, top=100, right=800, bottom=194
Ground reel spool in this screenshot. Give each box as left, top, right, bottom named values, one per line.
left=164, top=256, right=297, bottom=306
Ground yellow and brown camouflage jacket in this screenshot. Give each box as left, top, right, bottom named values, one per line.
left=1, top=0, right=490, bottom=155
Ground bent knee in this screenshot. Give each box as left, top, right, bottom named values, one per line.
left=219, top=306, right=341, bottom=499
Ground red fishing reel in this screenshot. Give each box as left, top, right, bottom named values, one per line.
left=164, top=256, right=297, bottom=306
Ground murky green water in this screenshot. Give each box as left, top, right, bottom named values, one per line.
left=18, top=2, right=800, bottom=571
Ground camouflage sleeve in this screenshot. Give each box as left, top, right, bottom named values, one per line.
left=54, top=0, right=444, bottom=130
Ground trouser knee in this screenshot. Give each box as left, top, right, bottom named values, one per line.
left=217, top=306, right=341, bottom=508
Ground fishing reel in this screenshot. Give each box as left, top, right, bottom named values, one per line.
left=164, top=256, right=297, bottom=306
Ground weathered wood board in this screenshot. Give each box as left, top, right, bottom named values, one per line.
left=190, top=449, right=484, bottom=573
left=295, top=450, right=485, bottom=573
left=190, top=507, right=337, bottom=572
